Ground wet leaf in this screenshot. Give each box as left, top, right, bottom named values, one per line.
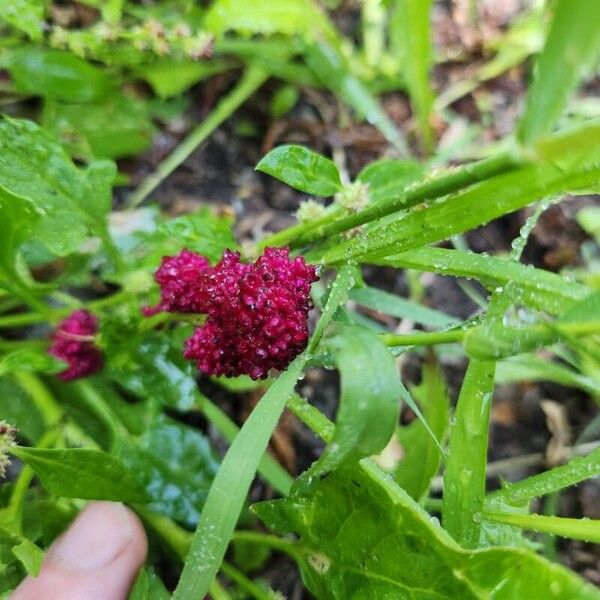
left=254, top=463, right=600, bottom=599
left=256, top=145, right=342, bottom=197
left=10, top=447, right=150, bottom=503
left=117, top=416, right=219, bottom=528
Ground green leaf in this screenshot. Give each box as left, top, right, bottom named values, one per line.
left=355, top=159, right=424, bottom=204
left=7, top=47, right=115, bottom=103
left=349, top=285, right=455, bottom=328
left=483, top=512, right=600, bottom=545
left=256, top=144, right=342, bottom=197
left=254, top=463, right=600, bottom=599
left=204, top=0, right=335, bottom=39
left=518, top=0, right=600, bottom=145
left=129, top=568, right=170, bottom=600
left=10, top=447, right=150, bottom=503
left=0, top=0, right=44, bottom=41
left=577, top=206, right=600, bottom=243
left=116, top=416, right=219, bottom=528
left=323, top=162, right=600, bottom=264
left=0, top=379, right=45, bottom=443
left=108, top=331, right=198, bottom=412
left=0, top=116, right=117, bottom=257
left=390, top=0, right=435, bottom=151
left=375, top=247, right=590, bottom=315
left=42, top=94, right=155, bottom=160
left=11, top=539, right=43, bottom=577
left=173, top=267, right=354, bottom=600
left=395, top=359, right=449, bottom=500
left=134, top=59, right=234, bottom=99
left=488, top=443, right=600, bottom=508
left=304, top=325, right=400, bottom=478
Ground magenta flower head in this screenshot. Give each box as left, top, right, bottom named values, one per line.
left=49, top=309, right=103, bottom=381
left=151, top=247, right=318, bottom=379
left=144, top=249, right=210, bottom=316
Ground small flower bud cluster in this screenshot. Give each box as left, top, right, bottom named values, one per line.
left=151, top=248, right=319, bottom=379
left=49, top=21, right=213, bottom=62
left=49, top=310, right=104, bottom=381
left=335, top=181, right=370, bottom=213
left=0, top=421, right=16, bottom=479
left=296, top=199, right=326, bottom=223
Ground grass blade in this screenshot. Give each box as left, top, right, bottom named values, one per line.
left=390, top=0, right=435, bottom=151
left=518, top=0, right=600, bottom=145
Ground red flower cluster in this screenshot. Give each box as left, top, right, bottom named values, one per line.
left=49, top=310, right=103, bottom=381
left=152, top=247, right=318, bottom=379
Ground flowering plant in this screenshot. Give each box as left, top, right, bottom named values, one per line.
left=1, top=1, right=600, bottom=599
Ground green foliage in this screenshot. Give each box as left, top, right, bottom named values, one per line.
left=10, top=447, right=149, bottom=503
left=6, top=47, right=115, bottom=103
left=518, top=0, right=600, bottom=145
left=256, top=144, right=342, bottom=197
left=0, top=116, right=116, bottom=257
left=254, top=463, right=600, bottom=599
left=0, top=0, right=44, bottom=41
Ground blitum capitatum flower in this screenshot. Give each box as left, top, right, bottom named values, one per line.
left=0, top=420, right=16, bottom=479
left=150, top=247, right=319, bottom=380
left=48, top=310, right=104, bottom=381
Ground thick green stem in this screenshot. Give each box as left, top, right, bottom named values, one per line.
left=127, top=66, right=268, bottom=207
left=381, top=328, right=465, bottom=347
left=286, top=394, right=334, bottom=443
left=261, top=150, right=520, bottom=250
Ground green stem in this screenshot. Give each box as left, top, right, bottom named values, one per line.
left=261, top=150, right=520, bottom=249
left=381, top=328, right=466, bottom=347
left=482, top=511, right=600, bottom=544
left=220, top=562, right=276, bottom=600
left=286, top=394, right=334, bottom=443
left=127, top=66, right=268, bottom=207
left=0, top=289, right=131, bottom=329
left=136, top=505, right=191, bottom=559
left=232, top=530, right=302, bottom=560
left=12, top=373, right=62, bottom=427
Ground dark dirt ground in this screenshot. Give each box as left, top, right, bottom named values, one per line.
left=110, top=2, right=600, bottom=595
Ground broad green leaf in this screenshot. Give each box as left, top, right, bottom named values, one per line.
left=0, top=529, right=25, bottom=594
left=356, top=159, right=424, bottom=204
left=204, top=0, right=335, bottom=40
left=10, top=447, right=149, bottom=503
left=395, top=359, right=449, bottom=500
left=375, top=247, right=590, bottom=315
left=0, top=379, right=45, bottom=443
left=129, top=567, right=170, bottom=600
left=304, top=42, right=408, bottom=153
left=0, top=116, right=117, bottom=257
left=518, top=0, right=600, bottom=145
left=256, top=145, right=342, bottom=197
left=254, top=463, right=599, bottom=599
left=11, top=539, right=43, bottom=576
left=173, top=268, right=354, bottom=600
left=108, top=331, right=198, bottom=412
left=117, top=416, right=219, bottom=528
left=322, top=162, right=600, bottom=264
left=42, top=94, right=155, bottom=160
left=0, top=0, right=43, bottom=40
left=483, top=512, right=600, bottom=545
left=7, top=47, right=115, bottom=103
left=350, top=285, right=455, bottom=327
left=390, top=0, right=435, bottom=151
left=487, top=445, right=600, bottom=508
left=305, top=325, right=400, bottom=478
left=134, top=59, right=234, bottom=99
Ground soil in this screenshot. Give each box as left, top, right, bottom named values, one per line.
left=112, top=2, right=600, bottom=595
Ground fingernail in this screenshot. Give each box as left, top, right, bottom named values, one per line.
left=47, top=502, right=135, bottom=572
